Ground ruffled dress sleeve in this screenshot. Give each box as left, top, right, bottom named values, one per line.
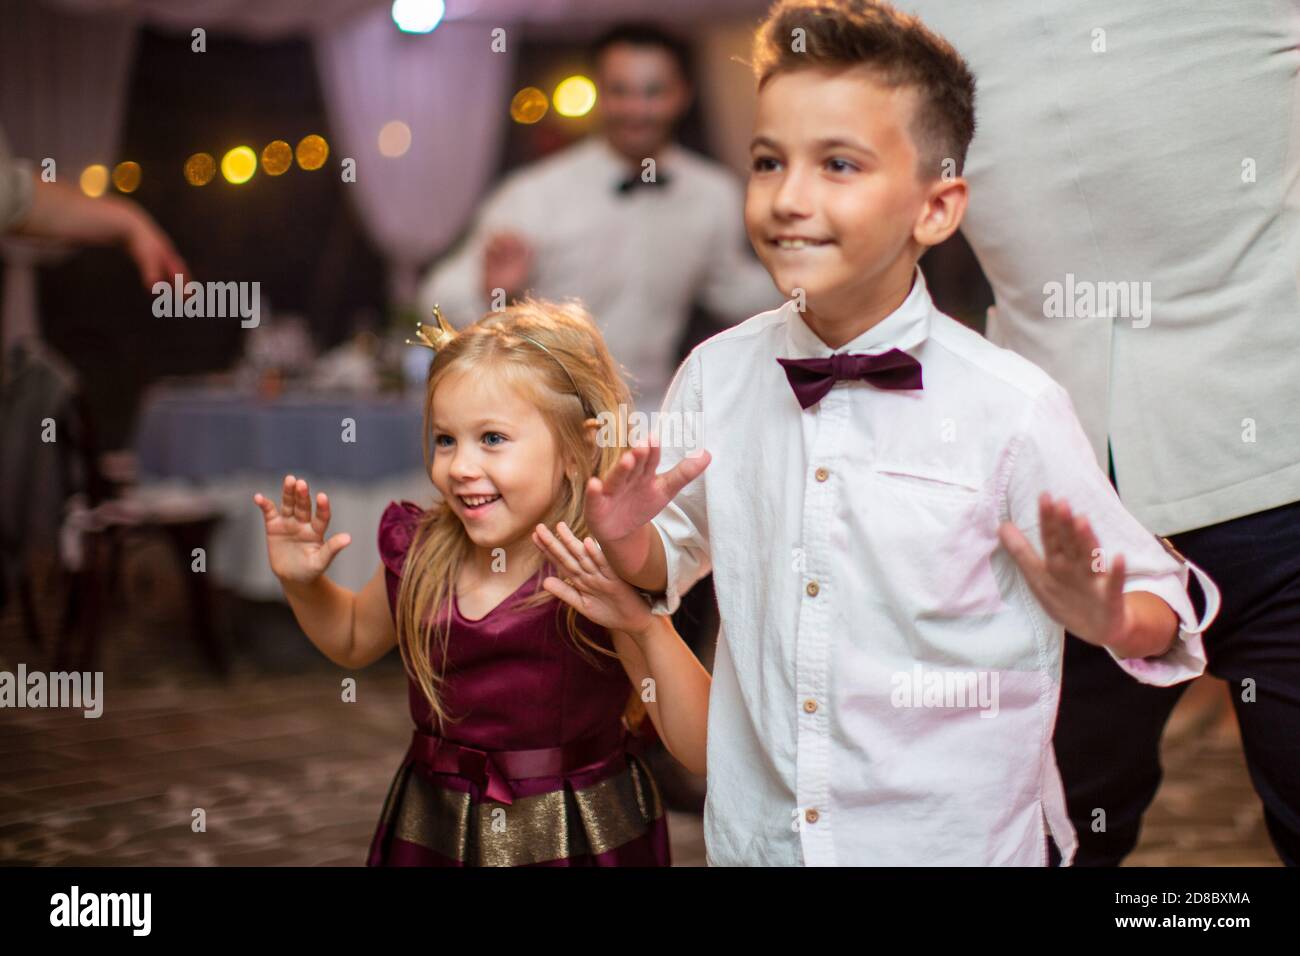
left=377, top=500, right=425, bottom=590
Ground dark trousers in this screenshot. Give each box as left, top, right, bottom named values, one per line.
left=671, top=571, right=718, bottom=665
left=1049, top=498, right=1300, bottom=866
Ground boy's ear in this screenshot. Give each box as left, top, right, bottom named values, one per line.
left=913, top=175, right=969, bottom=250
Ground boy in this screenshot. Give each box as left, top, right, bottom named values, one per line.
left=583, top=0, right=1219, bottom=865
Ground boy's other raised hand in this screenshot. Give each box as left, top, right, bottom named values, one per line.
left=585, top=435, right=711, bottom=546
left=253, top=475, right=352, bottom=585
left=998, top=492, right=1128, bottom=649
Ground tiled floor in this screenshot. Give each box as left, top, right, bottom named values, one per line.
left=0, top=547, right=708, bottom=866
left=0, top=544, right=1279, bottom=867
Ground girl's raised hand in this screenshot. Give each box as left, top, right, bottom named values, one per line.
left=584, top=435, right=710, bottom=545
left=533, top=521, right=654, bottom=638
left=253, top=474, right=352, bottom=584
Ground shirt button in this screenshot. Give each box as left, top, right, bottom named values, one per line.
left=806, top=580, right=819, bottom=597
left=803, top=698, right=818, bottom=714
left=805, top=808, right=820, bottom=824
left=815, top=467, right=829, bottom=482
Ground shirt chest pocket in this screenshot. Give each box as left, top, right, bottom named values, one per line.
left=860, top=463, right=1004, bottom=621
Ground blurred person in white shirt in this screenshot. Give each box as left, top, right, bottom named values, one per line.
left=898, top=0, right=1300, bottom=865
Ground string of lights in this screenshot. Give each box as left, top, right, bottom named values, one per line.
left=75, top=73, right=597, bottom=196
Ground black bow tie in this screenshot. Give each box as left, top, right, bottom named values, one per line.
left=615, top=171, right=673, bottom=195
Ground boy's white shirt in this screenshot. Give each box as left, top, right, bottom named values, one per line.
left=648, top=267, right=1219, bottom=866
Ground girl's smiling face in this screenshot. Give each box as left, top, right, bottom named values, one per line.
left=430, top=369, right=568, bottom=561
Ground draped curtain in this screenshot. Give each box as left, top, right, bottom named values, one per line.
left=314, top=8, right=514, bottom=306
left=51, top=0, right=767, bottom=28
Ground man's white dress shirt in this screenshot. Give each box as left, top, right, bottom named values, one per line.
left=898, top=0, right=1300, bottom=536
left=417, top=137, right=780, bottom=412
left=649, top=269, right=1219, bottom=865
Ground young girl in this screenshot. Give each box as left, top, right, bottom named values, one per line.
left=252, top=299, right=709, bottom=867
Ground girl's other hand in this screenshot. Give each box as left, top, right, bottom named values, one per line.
left=533, top=521, right=654, bottom=638
left=253, top=475, right=352, bottom=585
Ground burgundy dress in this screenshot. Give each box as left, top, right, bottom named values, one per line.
left=366, top=501, right=670, bottom=867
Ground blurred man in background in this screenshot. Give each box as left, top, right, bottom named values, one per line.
left=417, top=22, right=779, bottom=415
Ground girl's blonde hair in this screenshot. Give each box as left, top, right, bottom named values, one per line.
left=395, top=298, right=636, bottom=732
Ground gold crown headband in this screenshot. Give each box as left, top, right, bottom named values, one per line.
left=407, top=305, right=596, bottom=420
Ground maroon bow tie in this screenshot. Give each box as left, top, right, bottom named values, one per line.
left=776, top=349, right=923, bottom=409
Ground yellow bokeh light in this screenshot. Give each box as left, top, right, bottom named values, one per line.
left=184, top=152, right=217, bottom=186
left=553, top=75, right=597, bottom=118
left=377, top=120, right=412, bottom=158
left=80, top=164, right=109, bottom=198
left=510, top=87, right=549, bottom=124
left=261, top=140, right=293, bottom=175
left=111, top=161, right=142, bottom=194
left=221, top=146, right=258, bottom=184
left=296, top=134, right=329, bottom=171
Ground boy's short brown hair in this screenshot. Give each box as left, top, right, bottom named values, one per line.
left=752, top=0, right=976, bottom=179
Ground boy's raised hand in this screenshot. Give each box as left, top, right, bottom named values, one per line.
left=532, top=521, right=654, bottom=638
left=253, top=475, right=352, bottom=585
left=998, top=492, right=1129, bottom=649
left=585, top=435, right=711, bottom=545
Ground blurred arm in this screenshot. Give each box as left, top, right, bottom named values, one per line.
left=11, top=172, right=188, bottom=286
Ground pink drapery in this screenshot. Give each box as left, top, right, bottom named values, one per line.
left=314, top=9, right=514, bottom=306
left=49, top=0, right=768, bottom=29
